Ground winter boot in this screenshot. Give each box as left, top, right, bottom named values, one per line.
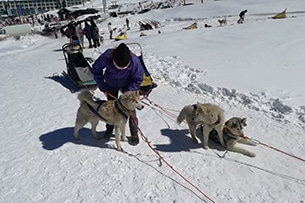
left=104, top=124, right=114, bottom=139
left=129, top=133, right=139, bottom=146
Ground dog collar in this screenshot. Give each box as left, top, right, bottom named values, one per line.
left=224, top=125, right=247, bottom=139
left=224, top=128, right=238, bottom=140
left=115, top=100, right=129, bottom=120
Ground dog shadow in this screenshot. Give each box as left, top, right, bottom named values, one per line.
left=154, top=129, right=200, bottom=152
left=154, top=128, right=225, bottom=152
left=39, top=127, right=110, bottom=150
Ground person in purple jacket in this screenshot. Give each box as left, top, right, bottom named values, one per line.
left=91, top=43, right=144, bottom=145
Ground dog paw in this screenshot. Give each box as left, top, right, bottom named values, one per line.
left=117, top=147, right=124, bottom=152
left=249, top=153, right=256, bottom=157
left=74, top=136, right=80, bottom=140
left=203, top=146, right=209, bottom=150
left=121, top=137, right=128, bottom=142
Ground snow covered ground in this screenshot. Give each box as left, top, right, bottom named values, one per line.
left=0, top=0, right=305, bottom=202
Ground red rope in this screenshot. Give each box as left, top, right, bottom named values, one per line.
left=130, top=113, right=215, bottom=203
left=143, top=96, right=178, bottom=119
left=249, top=138, right=305, bottom=163
left=91, top=91, right=214, bottom=201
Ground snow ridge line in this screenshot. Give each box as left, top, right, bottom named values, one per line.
left=144, top=53, right=305, bottom=128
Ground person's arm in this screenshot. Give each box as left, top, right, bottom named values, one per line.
left=91, top=50, right=110, bottom=92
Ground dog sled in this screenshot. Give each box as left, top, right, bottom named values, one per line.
left=115, top=32, right=127, bottom=41
left=183, top=22, right=197, bottom=30
left=62, top=43, right=96, bottom=88
left=62, top=42, right=157, bottom=96
left=272, top=9, right=287, bottom=19
left=129, top=42, right=158, bottom=95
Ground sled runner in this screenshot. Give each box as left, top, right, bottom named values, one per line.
left=62, top=42, right=157, bottom=95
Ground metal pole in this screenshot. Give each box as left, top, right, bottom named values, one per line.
left=13, top=0, right=21, bottom=22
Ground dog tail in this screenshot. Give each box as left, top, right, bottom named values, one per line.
left=77, top=90, right=95, bottom=106
left=177, top=106, right=187, bottom=124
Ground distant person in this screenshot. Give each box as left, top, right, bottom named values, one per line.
left=91, top=20, right=100, bottom=48
left=108, top=22, right=113, bottom=40
left=126, top=18, right=130, bottom=30
left=238, top=9, right=247, bottom=24
left=53, top=27, right=58, bottom=38
left=83, top=21, right=93, bottom=48
left=61, top=21, right=80, bottom=46
left=75, top=23, right=84, bottom=47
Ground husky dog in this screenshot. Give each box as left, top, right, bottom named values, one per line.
left=210, top=117, right=257, bottom=157
left=218, top=18, right=227, bottom=26
left=74, top=90, right=144, bottom=151
left=177, top=102, right=225, bottom=149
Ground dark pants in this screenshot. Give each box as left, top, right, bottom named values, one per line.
left=87, top=38, right=92, bottom=48
left=105, top=89, right=138, bottom=137
left=93, top=38, right=100, bottom=48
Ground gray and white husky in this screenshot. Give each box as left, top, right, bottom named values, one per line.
left=177, top=102, right=226, bottom=149
left=74, top=90, right=144, bottom=151
left=210, top=117, right=257, bottom=157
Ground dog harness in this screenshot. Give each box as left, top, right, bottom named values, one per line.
left=87, top=100, right=108, bottom=121
left=115, top=100, right=129, bottom=120
left=87, top=100, right=130, bottom=121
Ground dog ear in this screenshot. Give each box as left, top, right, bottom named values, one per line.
left=197, top=102, right=207, bottom=113
left=241, top=118, right=247, bottom=126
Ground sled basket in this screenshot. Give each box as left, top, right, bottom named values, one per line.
left=62, top=43, right=96, bottom=88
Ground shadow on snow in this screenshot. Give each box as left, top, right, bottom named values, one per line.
left=154, top=128, right=225, bottom=152
left=45, top=74, right=79, bottom=93
left=39, top=127, right=111, bottom=150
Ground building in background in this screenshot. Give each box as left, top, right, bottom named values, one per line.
left=0, top=0, right=83, bottom=17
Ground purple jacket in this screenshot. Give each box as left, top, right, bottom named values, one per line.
left=91, top=49, right=144, bottom=92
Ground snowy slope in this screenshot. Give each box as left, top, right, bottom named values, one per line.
left=0, top=0, right=305, bottom=202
